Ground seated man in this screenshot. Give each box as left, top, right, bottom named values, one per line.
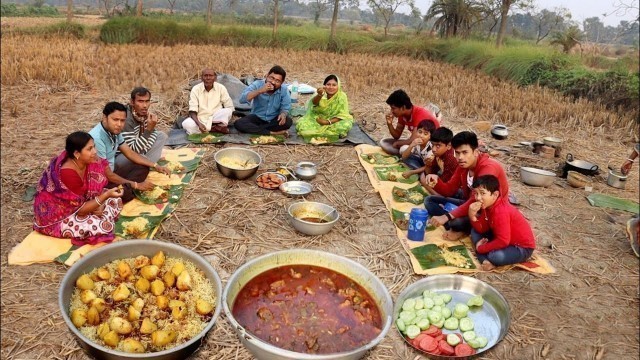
left=182, top=68, right=235, bottom=135
left=116, top=87, right=168, bottom=178
left=380, top=89, right=439, bottom=155
left=426, top=131, right=509, bottom=241
left=468, top=175, right=536, bottom=271
left=89, top=102, right=170, bottom=203
left=234, top=65, right=292, bottom=136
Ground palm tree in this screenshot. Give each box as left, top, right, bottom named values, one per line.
left=426, top=0, right=482, bottom=38
left=550, top=26, right=584, bottom=53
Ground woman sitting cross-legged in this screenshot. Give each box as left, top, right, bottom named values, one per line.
left=33, top=131, right=124, bottom=246
left=295, top=74, right=354, bottom=138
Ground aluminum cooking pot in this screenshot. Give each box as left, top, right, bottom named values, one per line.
left=562, top=153, right=599, bottom=178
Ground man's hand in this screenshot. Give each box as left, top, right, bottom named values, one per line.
left=136, top=180, right=155, bottom=191
left=402, top=171, right=412, bottom=179
left=262, top=82, right=274, bottom=93
left=194, top=118, right=207, bottom=133
left=425, top=174, right=439, bottom=188
left=621, top=160, right=633, bottom=175
left=429, top=215, right=448, bottom=227
left=277, top=113, right=287, bottom=126
left=153, top=164, right=171, bottom=176
left=469, top=201, right=482, bottom=222
left=476, top=238, right=488, bottom=247
left=146, top=113, right=158, bottom=131
left=385, top=113, right=394, bottom=125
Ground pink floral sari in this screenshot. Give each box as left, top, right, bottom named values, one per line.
left=33, top=151, right=122, bottom=246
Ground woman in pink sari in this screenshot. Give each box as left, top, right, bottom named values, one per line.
left=34, top=131, right=124, bottom=246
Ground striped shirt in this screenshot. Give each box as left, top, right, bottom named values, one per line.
left=120, top=105, right=158, bottom=155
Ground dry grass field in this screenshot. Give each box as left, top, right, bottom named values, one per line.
left=1, top=33, right=638, bottom=359
left=0, top=15, right=106, bottom=29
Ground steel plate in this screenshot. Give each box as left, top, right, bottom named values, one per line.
left=393, top=275, right=510, bottom=359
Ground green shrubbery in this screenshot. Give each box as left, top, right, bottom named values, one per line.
left=96, top=17, right=639, bottom=114
left=1, top=3, right=59, bottom=17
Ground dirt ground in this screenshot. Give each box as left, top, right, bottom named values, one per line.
left=1, top=39, right=638, bottom=360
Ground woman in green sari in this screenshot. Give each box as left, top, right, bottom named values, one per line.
left=295, top=74, right=354, bottom=138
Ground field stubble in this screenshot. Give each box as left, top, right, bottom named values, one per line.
left=1, top=33, right=638, bottom=360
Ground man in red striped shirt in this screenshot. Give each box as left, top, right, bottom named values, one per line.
left=380, top=90, right=440, bottom=155
left=426, top=131, right=509, bottom=241
left=468, top=175, right=536, bottom=271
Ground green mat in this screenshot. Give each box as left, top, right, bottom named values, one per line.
left=411, top=244, right=476, bottom=270
left=392, top=184, right=428, bottom=205
left=587, top=193, right=639, bottom=214
left=374, top=165, right=418, bottom=184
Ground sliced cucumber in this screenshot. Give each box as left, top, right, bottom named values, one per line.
left=406, top=325, right=421, bottom=339
left=402, top=298, right=416, bottom=311
left=399, top=311, right=416, bottom=324
left=423, top=297, right=435, bottom=309
left=396, top=318, right=406, bottom=333
left=453, top=303, right=469, bottom=319
left=443, top=317, right=459, bottom=330
left=416, top=318, right=431, bottom=330
left=459, top=317, right=474, bottom=332
left=441, top=293, right=452, bottom=303
left=441, top=307, right=452, bottom=319
left=446, top=333, right=461, bottom=346
left=467, top=295, right=484, bottom=307
left=414, top=297, right=424, bottom=310
left=462, top=330, right=476, bottom=342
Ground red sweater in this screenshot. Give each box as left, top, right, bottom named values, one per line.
left=429, top=147, right=458, bottom=183
left=471, top=197, right=536, bottom=253
left=433, top=153, right=509, bottom=219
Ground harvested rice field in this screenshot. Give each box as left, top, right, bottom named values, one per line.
left=1, top=33, right=638, bottom=359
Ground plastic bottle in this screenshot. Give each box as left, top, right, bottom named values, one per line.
left=290, top=80, right=299, bottom=103
left=407, top=208, right=429, bottom=241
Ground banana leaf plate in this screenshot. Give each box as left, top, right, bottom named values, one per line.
left=187, top=132, right=224, bottom=144
left=392, top=184, right=429, bottom=205
left=133, top=185, right=185, bottom=205
left=376, top=165, right=418, bottom=184
left=115, top=214, right=168, bottom=239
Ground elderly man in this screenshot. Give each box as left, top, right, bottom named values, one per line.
left=89, top=102, right=170, bottom=203
left=182, top=68, right=234, bottom=135
left=116, top=87, right=168, bottom=178
left=234, top=65, right=292, bottom=136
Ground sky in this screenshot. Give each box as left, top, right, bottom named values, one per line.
left=408, top=0, right=638, bottom=27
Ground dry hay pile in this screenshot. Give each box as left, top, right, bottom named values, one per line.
left=1, top=33, right=638, bottom=360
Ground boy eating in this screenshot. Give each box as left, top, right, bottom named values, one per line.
left=400, top=120, right=435, bottom=171
left=415, top=127, right=458, bottom=193
left=469, top=175, right=536, bottom=271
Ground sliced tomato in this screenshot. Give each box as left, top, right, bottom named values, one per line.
left=454, top=343, right=475, bottom=356
left=433, top=334, right=445, bottom=343
left=412, top=334, right=428, bottom=348
left=438, top=340, right=455, bottom=356
left=423, top=325, right=439, bottom=336
left=419, top=335, right=438, bottom=353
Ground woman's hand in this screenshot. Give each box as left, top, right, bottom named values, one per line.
left=621, top=160, right=633, bottom=175
left=106, top=186, right=124, bottom=198
left=316, top=117, right=330, bottom=126
left=316, top=87, right=324, bottom=97
left=92, top=204, right=105, bottom=216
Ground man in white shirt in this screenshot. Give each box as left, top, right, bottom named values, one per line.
left=182, top=68, right=235, bottom=134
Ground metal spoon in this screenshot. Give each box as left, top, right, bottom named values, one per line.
left=319, top=209, right=337, bottom=223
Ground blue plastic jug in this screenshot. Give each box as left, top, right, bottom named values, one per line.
left=407, top=208, right=429, bottom=241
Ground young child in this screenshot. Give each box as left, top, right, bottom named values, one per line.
left=400, top=120, right=435, bottom=171
left=418, top=127, right=458, bottom=191
left=468, top=175, right=536, bottom=271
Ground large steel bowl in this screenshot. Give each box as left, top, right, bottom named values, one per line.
left=287, top=201, right=339, bottom=235
left=214, top=147, right=262, bottom=180
left=222, top=249, right=393, bottom=360
left=520, top=166, right=556, bottom=187
left=58, top=240, right=223, bottom=360
left=394, top=275, right=510, bottom=359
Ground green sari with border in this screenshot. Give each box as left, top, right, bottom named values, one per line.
left=295, top=75, right=354, bottom=138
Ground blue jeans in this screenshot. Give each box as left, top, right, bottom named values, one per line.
left=403, top=155, right=424, bottom=170
left=470, top=229, right=534, bottom=266
left=424, top=195, right=469, bottom=232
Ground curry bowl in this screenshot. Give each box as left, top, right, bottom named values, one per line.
left=222, top=249, right=393, bottom=360
left=58, top=240, right=223, bottom=360
left=287, top=201, right=339, bottom=235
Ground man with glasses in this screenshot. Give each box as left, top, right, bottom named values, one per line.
left=235, top=65, right=292, bottom=136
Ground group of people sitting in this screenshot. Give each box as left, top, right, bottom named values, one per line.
left=180, top=65, right=354, bottom=139
left=378, top=90, right=535, bottom=271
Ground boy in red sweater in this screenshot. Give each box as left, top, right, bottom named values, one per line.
left=469, top=175, right=535, bottom=271
left=426, top=131, right=509, bottom=241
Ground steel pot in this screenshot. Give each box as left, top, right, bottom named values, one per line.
left=607, top=169, right=627, bottom=189
left=295, top=161, right=318, bottom=180
left=520, top=166, right=556, bottom=187
left=222, top=249, right=393, bottom=360
left=490, top=125, right=508, bottom=140
left=59, top=240, right=223, bottom=360
left=214, top=147, right=262, bottom=180
left=562, top=153, right=599, bottom=178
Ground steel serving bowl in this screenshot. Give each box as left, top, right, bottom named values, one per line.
left=279, top=180, right=313, bottom=197
left=394, top=275, right=510, bottom=360
left=59, top=240, right=223, bottom=360
left=222, top=249, right=393, bottom=360
left=520, top=166, right=556, bottom=187
left=295, top=161, right=318, bottom=180
left=287, top=201, right=339, bottom=236
left=214, top=147, right=262, bottom=180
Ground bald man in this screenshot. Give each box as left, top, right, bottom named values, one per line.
left=183, top=68, right=235, bottom=134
